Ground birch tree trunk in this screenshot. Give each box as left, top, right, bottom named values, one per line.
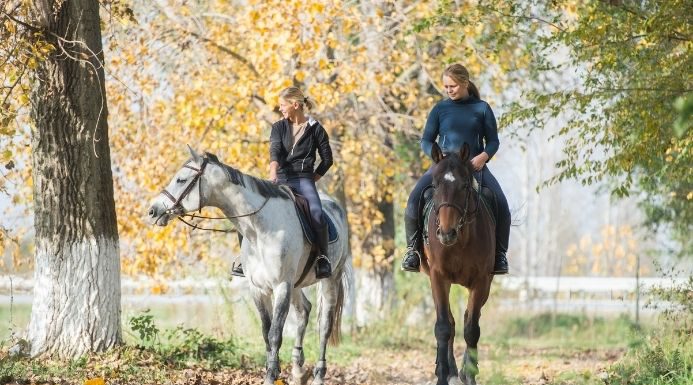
left=27, top=0, right=121, bottom=358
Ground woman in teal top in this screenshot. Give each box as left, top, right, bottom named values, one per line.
left=401, top=63, right=510, bottom=275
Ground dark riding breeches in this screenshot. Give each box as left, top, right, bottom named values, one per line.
left=405, top=165, right=510, bottom=254
left=280, top=177, right=324, bottom=226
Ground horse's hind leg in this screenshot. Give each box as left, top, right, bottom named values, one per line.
left=460, top=280, right=491, bottom=385
left=290, top=289, right=312, bottom=385
left=311, top=277, right=342, bottom=385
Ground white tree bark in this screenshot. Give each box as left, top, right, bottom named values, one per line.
left=28, top=238, right=121, bottom=357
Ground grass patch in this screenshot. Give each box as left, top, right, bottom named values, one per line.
left=492, top=312, right=644, bottom=350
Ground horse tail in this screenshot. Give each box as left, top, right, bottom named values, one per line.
left=319, top=256, right=353, bottom=347
left=328, top=277, right=344, bottom=346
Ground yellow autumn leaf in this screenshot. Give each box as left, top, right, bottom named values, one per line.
left=84, top=378, right=105, bottom=385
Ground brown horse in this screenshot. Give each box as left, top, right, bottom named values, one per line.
left=420, top=142, right=495, bottom=385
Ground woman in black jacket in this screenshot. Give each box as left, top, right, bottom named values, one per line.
left=232, top=86, right=333, bottom=279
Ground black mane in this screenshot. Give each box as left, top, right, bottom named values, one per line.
left=204, top=152, right=290, bottom=199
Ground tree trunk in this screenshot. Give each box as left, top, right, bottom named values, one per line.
left=27, top=0, right=121, bottom=358
left=355, top=200, right=395, bottom=326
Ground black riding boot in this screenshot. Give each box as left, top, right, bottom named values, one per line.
left=230, top=233, right=245, bottom=277
left=493, top=242, right=509, bottom=275
left=315, top=225, right=332, bottom=279
left=482, top=185, right=508, bottom=275
left=400, top=215, right=422, bottom=272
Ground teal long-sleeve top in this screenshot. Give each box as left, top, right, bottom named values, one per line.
left=421, top=96, right=499, bottom=160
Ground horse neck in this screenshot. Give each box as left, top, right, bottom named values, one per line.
left=205, top=173, right=286, bottom=240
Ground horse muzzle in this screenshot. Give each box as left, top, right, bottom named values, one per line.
left=436, top=227, right=459, bottom=246
left=147, top=202, right=179, bottom=226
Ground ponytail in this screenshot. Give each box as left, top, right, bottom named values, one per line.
left=467, top=80, right=480, bottom=99
left=303, top=96, right=315, bottom=111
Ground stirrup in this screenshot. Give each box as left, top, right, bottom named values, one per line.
left=230, top=262, right=245, bottom=278
left=401, top=248, right=421, bottom=272
left=315, top=255, right=332, bottom=279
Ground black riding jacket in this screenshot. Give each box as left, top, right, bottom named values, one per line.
left=269, top=117, right=333, bottom=179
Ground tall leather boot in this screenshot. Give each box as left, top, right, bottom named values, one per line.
left=400, top=215, right=422, bottom=272
left=315, top=224, right=332, bottom=279
left=481, top=186, right=508, bottom=275
left=493, top=242, right=509, bottom=275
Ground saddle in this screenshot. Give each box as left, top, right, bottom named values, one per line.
left=421, top=184, right=497, bottom=246
left=279, top=185, right=339, bottom=287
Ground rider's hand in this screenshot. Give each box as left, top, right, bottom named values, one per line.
left=314, top=173, right=322, bottom=182
left=470, top=152, right=489, bottom=172
left=269, top=169, right=277, bottom=183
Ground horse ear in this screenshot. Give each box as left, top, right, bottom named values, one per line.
left=431, top=142, right=444, bottom=164
left=187, top=144, right=202, bottom=163
left=460, top=143, right=470, bottom=162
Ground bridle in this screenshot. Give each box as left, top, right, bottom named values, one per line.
left=157, top=157, right=270, bottom=230
left=433, top=171, right=482, bottom=235
left=160, top=158, right=209, bottom=217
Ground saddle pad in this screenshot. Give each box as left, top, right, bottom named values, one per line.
left=295, top=208, right=339, bottom=245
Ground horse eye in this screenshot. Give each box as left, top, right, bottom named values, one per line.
left=176, top=178, right=186, bottom=184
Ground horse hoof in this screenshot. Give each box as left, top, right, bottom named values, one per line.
left=311, top=361, right=327, bottom=385
left=291, top=365, right=309, bottom=385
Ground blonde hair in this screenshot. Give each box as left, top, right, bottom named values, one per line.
left=443, top=63, right=480, bottom=99
left=279, top=86, right=315, bottom=111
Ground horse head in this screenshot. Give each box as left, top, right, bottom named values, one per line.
left=430, top=142, right=477, bottom=247
left=147, top=145, right=209, bottom=226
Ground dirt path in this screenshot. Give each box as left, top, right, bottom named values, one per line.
left=154, top=345, right=624, bottom=385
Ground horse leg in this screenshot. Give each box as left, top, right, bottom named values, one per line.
left=290, top=289, right=312, bottom=385
left=264, top=281, right=292, bottom=385
left=460, top=280, right=491, bottom=385
left=251, top=290, right=273, bottom=359
left=430, top=275, right=452, bottom=385
left=447, top=305, right=463, bottom=385
left=311, top=278, right=341, bottom=385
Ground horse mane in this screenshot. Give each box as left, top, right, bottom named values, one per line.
left=204, top=152, right=291, bottom=200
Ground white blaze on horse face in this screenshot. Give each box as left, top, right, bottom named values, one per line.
left=444, top=172, right=456, bottom=183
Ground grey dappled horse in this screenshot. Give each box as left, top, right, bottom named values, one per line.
left=147, top=147, right=352, bottom=385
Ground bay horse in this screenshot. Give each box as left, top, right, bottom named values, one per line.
left=420, top=142, right=495, bottom=385
left=147, top=147, right=352, bottom=385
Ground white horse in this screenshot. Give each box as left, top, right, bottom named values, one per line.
left=147, top=147, right=352, bottom=385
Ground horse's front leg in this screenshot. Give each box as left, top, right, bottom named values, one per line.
left=251, top=290, right=273, bottom=361
left=460, top=279, right=491, bottom=385
left=264, top=281, right=292, bottom=385
left=290, top=289, right=312, bottom=385
left=447, top=305, right=463, bottom=385
left=430, top=274, right=453, bottom=385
